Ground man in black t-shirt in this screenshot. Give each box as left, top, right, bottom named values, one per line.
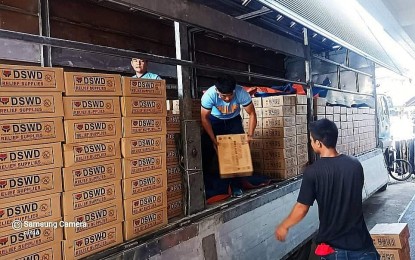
left=275, top=119, right=380, bottom=259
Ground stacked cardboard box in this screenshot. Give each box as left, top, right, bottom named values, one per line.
left=121, top=78, right=168, bottom=240
left=296, top=95, right=308, bottom=175
left=0, top=64, right=65, bottom=259
left=370, top=223, right=411, bottom=260
left=62, top=72, right=124, bottom=259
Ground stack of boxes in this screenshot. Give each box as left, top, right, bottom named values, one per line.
left=370, top=223, right=411, bottom=260
left=61, top=72, right=124, bottom=259
left=120, top=77, right=168, bottom=240
left=0, top=65, right=64, bottom=259
left=296, top=95, right=309, bottom=174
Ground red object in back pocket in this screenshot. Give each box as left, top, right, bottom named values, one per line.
left=315, top=243, right=335, bottom=256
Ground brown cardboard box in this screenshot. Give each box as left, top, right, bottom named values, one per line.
left=325, top=106, right=334, bottom=115
left=262, top=106, right=295, bottom=117
left=121, top=97, right=166, bottom=117
left=63, top=96, right=121, bottom=119
left=252, top=97, right=262, bottom=107
left=64, top=223, right=123, bottom=260
left=0, top=221, right=63, bottom=259
left=341, top=107, right=347, bottom=114
left=263, top=157, right=297, bottom=170
left=263, top=147, right=296, bottom=159
left=0, top=92, right=64, bottom=119
left=0, top=117, right=64, bottom=148
left=166, top=146, right=179, bottom=166
left=123, top=116, right=167, bottom=138
left=333, top=114, right=340, bottom=122
left=314, top=97, right=327, bottom=106
left=0, top=168, right=62, bottom=204
left=297, top=143, right=308, bottom=154
left=14, top=243, right=62, bottom=260
left=0, top=143, right=62, bottom=175
left=167, top=195, right=183, bottom=219
left=297, top=153, right=309, bottom=166
left=262, top=95, right=296, bottom=107
left=64, top=118, right=121, bottom=144
left=166, top=130, right=180, bottom=147
left=334, top=106, right=341, bottom=114
left=262, top=126, right=297, bottom=138
left=244, top=128, right=262, bottom=139
left=296, top=95, right=307, bottom=105
left=250, top=149, right=263, bottom=160
left=0, top=64, right=64, bottom=92
left=122, top=135, right=166, bottom=158
left=243, top=108, right=259, bottom=118
left=296, top=105, right=307, bottom=115
left=122, top=153, right=166, bottom=179
left=122, top=77, right=166, bottom=97
left=63, top=139, right=121, bottom=167
left=264, top=167, right=297, bottom=179
left=166, top=114, right=180, bottom=130
left=217, top=134, right=253, bottom=178
left=314, top=106, right=326, bottom=115
left=62, top=181, right=121, bottom=213
left=243, top=119, right=263, bottom=129
left=341, top=115, right=347, bottom=121
left=250, top=139, right=264, bottom=150
left=167, top=165, right=182, bottom=182
left=62, top=159, right=122, bottom=191
left=296, top=115, right=307, bottom=125
left=64, top=72, right=122, bottom=96
left=167, top=180, right=183, bottom=199
left=377, top=247, right=411, bottom=260
left=296, top=124, right=308, bottom=135
left=123, top=189, right=167, bottom=220
left=347, top=108, right=353, bottom=115
left=325, top=115, right=334, bottom=122
left=262, top=136, right=297, bottom=149
left=297, top=134, right=308, bottom=145
left=63, top=200, right=124, bottom=239
left=370, top=223, right=410, bottom=249
left=123, top=207, right=168, bottom=240
left=262, top=117, right=296, bottom=128
left=122, top=172, right=167, bottom=199
left=0, top=194, right=61, bottom=232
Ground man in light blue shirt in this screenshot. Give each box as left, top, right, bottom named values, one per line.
left=131, top=58, right=161, bottom=79
left=201, top=76, right=257, bottom=197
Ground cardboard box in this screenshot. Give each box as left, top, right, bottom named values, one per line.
left=123, top=207, right=168, bottom=240
left=263, top=157, right=297, bottom=170
left=263, top=147, right=296, bottom=159
left=62, top=159, right=122, bottom=191
left=297, top=143, right=308, bottom=154
left=314, top=97, right=327, bottom=106
left=333, top=114, right=340, bottom=122
left=0, top=92, right=63, bottom=119
left=0, top=168, right=62, bottom=204
left=264, top=167, right=297, bottom=179
left=325, top=106, right=334, bottom=115
left=62, top=181, right=121, bottom=213
left=166, top=130, right=180, bottom=147
left=377, top=247, right=410, bottom=260
left=298, top=164, right=307, bottom=175
left=262, top=136, right=297, bottom=149
left=0, top=117, right=64, bottom=148
left=64, top=223, right=123, bottom=260
left=334, top=106, right=341, bottom=114
left=123, top=116, right=167, bottom=138
left=262, top=126, right=296, bottom=138
left=315, top=115, right=325, bottom=120
left=63, top=199, right=123, bottom=239
left=341, top=115, right=347, bottom=122
left=250, top=149, right=263, bottom=159
left=0, top=142, right=62, bottom=175
left=122, top=172, right=167, bottom=199
left=123, top=189, right=167, bottom=220
left=370, top=223, right=410, bottom=249
left=262, top=106, right=295, bottom=117
left=0, top=193, right=61, bottom=232
left=296, top=105, right=307, bottom=115
left=296, top=124, right=308, bottom=135
left=262, top=95, right=296, bottom=107
left=297, top=153, right=309, bottom=166
left=166, top=99, right=180, bottom=113
left=166, top=114, right=180, bottom=131
left=0, top=221, right=63, bottom=259
left=297, top=134, right=308, bottom=145
left=314, top=106, right=326, bottom=115
left=296, top=115, right=307, bottom=125
left=63, top=139, right=120, bottom=167
left=244, top=128, right=262, bottom=139
left=296, top=95, right=307, bottom=105
left=168, top=195, right=183, bottom=219
left=0, top=64, right=64, bottom=92
left=250, top=139, right=263, bottom=150
left=166, top=146, right=179, bottom=166
left=64, top=118, right=121, bottom=144
left=122, top=77, right=166, bottom=97
left=122, top=153, right=166, bottom=179
left=63, top=96, right=121, bottom=119
left=341, top=107, right=347, bottom=114
left=217, top=134, right=253, bottom=178
left=243, top=119, right=263, bottom=129
left=167, top=165, right=182, bottom=182
left=121, top=97, right=166, bottom=117
left=263, top=117, right=296, bottom=128
left=325, top=114, right=334, bottom=121
left=14, top=243, right=62, bottom=260
left=122, top=135, right=166, bottom=158
left=64, top=72, right=122, bottom=96
left=252, top=97, right=262, bottom=107
left=167, top=180, right=183, bottom=199
left=347, top=108, right=353, bottom=115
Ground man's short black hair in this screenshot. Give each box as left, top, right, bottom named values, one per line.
left=215, top=76, right=236, bottom=94
left=309, top=119, right=338, bottom=148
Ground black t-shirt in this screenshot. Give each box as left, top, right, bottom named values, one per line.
left=297, top=154, right=373, bottom=250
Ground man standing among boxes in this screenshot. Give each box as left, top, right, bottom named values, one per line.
left=275, top=119, right=380, bottom=259
left=131, top=58, right=161, bottom=79
left=201, top=75, right=257, bottom=198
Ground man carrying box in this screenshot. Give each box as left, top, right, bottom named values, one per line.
left=201, top=75, right=257, bottom=198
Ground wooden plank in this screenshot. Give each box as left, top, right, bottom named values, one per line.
left=0, top=0, right=38, bottom=14
left=0, top=10, right=39, bottom=34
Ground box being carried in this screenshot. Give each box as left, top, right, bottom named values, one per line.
left=217, top=134, right=253, bottom=178
left=370, top=223, right=410, bottom=249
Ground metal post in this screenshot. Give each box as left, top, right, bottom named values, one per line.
left=39, top=0, right=52, bottom=67
left=174, top=21, right=205, bottom=215
left=372, top=62, right=379, bottom=148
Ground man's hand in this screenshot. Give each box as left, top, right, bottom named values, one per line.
left=275, top=224, right=289, bottom=242
left=212, top=139, right=219, bottom=153
left=247, top=134, right=254, bottom=144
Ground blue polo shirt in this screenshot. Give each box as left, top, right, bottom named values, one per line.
left=133, top=72, right=161, bottom=80
left=201, top=85, right=252, bottom=120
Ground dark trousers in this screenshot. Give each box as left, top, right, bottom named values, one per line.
left=321, top=246, right=380, bottom=260
left=202, top=115, right=244, bottom=198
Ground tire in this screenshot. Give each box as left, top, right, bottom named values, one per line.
left=389, top=159, right=413, bottom=181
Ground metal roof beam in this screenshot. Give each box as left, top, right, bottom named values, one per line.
left=235, top=6, right=272, bottom=20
